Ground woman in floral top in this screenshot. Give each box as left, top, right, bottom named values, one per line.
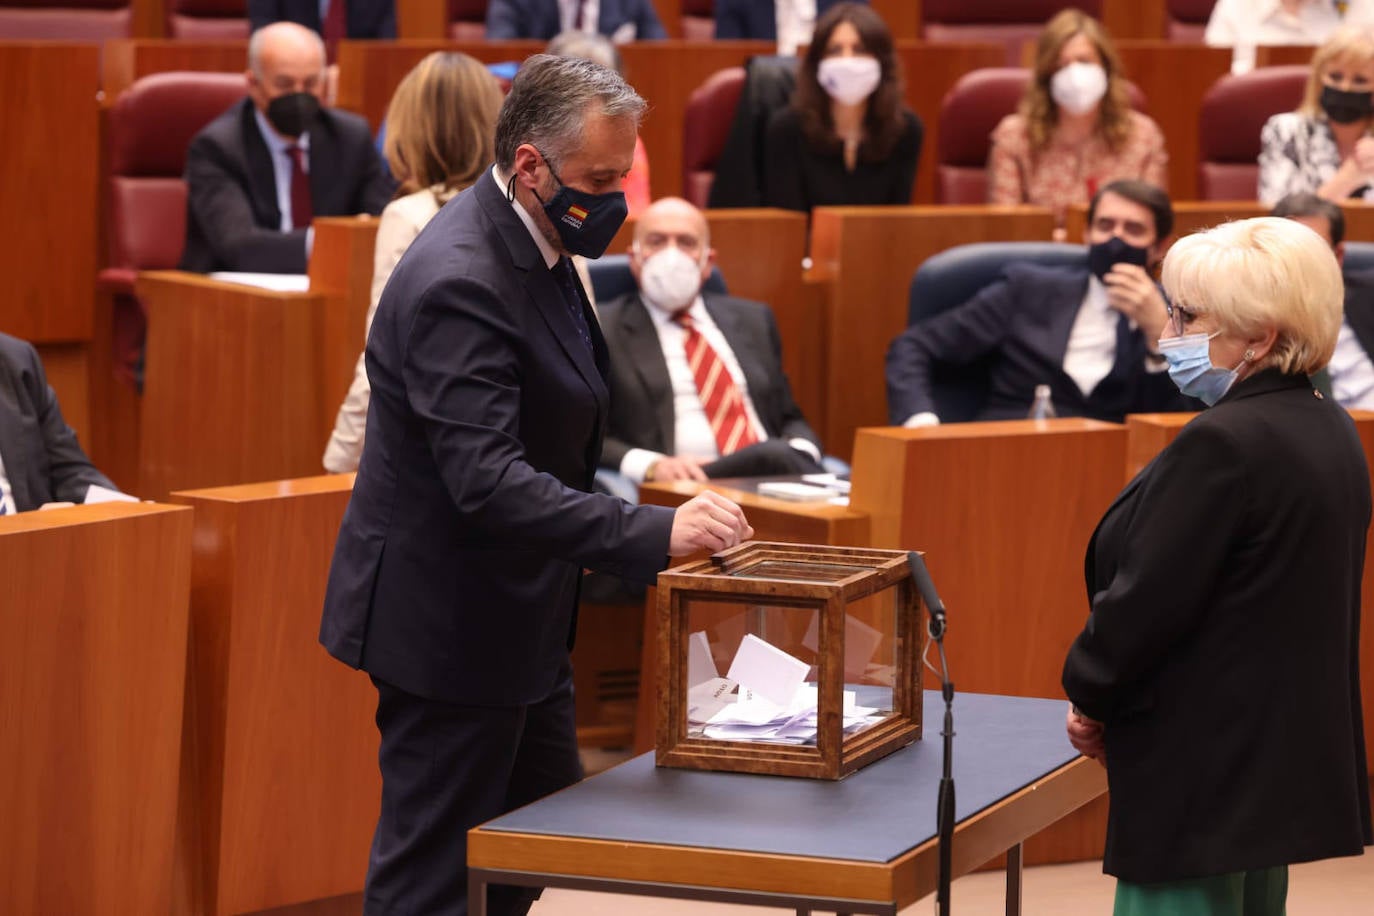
left=987, top=10, right=1168, bottom=231
left=1259, top=25, right=1374, bottom=206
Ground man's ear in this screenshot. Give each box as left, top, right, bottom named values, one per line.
left=701, top=246, right=718, bottom=281
left=512, top=144, right=543, bottom=192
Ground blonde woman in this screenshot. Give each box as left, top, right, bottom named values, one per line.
left=323, top=52, right=502, bottom=472
left=988, top=10, right=1168, bottom=228
left=1259, top=25, right=1374, bottom=206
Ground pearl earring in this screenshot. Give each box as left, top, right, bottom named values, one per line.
left=1244, top=349, right=1255, bottom=361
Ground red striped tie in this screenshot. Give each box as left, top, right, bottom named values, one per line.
left=674, top=310, right=758, bottom=456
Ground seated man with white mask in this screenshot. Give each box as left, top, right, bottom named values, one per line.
left=598, top=197, right=825, bottom=483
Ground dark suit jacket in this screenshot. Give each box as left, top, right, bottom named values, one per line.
left=885, top=263, right=1196, bottom=424
left=1063, top=369, right=1373, bottom=881
left=714, top=0, right=861, bottom=40
left=484, top=0, right=666, bottom=40
left=319, top=170, right=676, bottom=706
left=248, top=0, right=396, bottom=38
left=596, top=292, right=820, bottom=470
left=180, top=99, right=392, bottom=274
left=0, top=333, right=115, bottom=511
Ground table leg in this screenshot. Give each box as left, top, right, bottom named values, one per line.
left=469, top=868, right=488, bottom=916
left=1005, top=842, right=1023, bottom=916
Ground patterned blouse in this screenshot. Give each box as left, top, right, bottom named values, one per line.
left=986, top=110, right=1169, bottom=225
left=1258, top=111, right=1372, bottom=205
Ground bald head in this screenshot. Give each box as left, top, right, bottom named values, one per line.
left=247, top=23, right=326, bottom=129
left=634, top=197, right=710, bottom=249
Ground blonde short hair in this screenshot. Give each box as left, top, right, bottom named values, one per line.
left=1298, top=25, right=1374, bottom=118
left=1162, top=217, right=1342, bottom=375
left=384, top=52, right=503, bottom=195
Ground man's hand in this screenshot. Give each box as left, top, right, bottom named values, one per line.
left=1065, top=706, right=1106, bottom=768
left=1104, top=263, right=1168, bottom=347
left=668, top=490, right=754, bottom=556
left=649, top=455, right=710, bottom=482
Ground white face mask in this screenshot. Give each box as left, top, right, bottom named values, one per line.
left=639, top=246, right=705, bottom=313
left=1050, top=61, right=1108, bottom=116
left=817, top=55, right=882, bottom=106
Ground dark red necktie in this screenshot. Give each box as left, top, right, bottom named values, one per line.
left=286, top=145, right=313, bottom=231
left=574, top=0, right=588, bottom=30
left=322, top=0, right=346, bottom=59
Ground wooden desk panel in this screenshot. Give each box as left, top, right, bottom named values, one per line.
left=0, top=502, right=192, bottom=915
left=170, top=476, right=378, bottom=916
left=1342, top=202, right=1374, bottom=242
left=138, top=271, right=327, bottom=499
left=102, top=39, right=248, bottom=102
left=310, top=216, right=380, bottom=437
left=1064, top=200, right=1268, bottom=250
left=1114, top=42, right=1233, bottom=203
left=395, top=0, right=446, bottom=39
left=808, top=206, right=1056, bottom=460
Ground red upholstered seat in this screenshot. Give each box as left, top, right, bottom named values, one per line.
left=448, top=0, right=486, bottom=40
left=102, top=71, right=248, bottom=386
left=936, top=67, right=1146, bottom=204
left=1167, top=0, right=1215, bottom=43
left=921, top=0, right=1102, bottom=66
left=167, top=0, right=249, bottom=39
left=0, top=0, right=129, bottom=39
left=681, top=0, right=713, bottom=40
left=1197, top=65, right=1307, bottom=199
left=681, top=66, right=745, bottom=208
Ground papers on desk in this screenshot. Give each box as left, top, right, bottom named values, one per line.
left=84, top=484, right=138, bottom=504
left=209, top=271, right=310, bottom=292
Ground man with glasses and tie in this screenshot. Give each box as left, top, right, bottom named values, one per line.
left=485, top=0, right=666, bottom=42
left=320, top=55, right=752, bottom=916
left=0, top=333, right=121, bottom=515
left=179, top=22, right=392, bottom=274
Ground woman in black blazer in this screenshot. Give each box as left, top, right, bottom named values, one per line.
left=1062, top=217, right=1372, bottom=914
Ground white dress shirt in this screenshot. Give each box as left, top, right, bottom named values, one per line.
left=0, top=448, right=15, bottom=515
left=1328, top=318, right=1374, bottom=407
left=775, top=0, right=818, bottom=57
left=1205, top=0, right=1374, bottom=73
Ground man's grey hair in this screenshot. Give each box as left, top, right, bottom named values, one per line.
left=494, top=54, right=646, bottom=171
left=247, top=23, right=326, bottom=79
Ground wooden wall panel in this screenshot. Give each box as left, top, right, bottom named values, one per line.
left=102, top=39, right=248, bottom=102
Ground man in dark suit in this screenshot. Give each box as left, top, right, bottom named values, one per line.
left=319, top=55, right=751, bottom=916
left=485, top=0, right=666, bottom=42
left=599, top=196, right=824, bottom=484
left=886, top=180, right=1198, bottom=425
left=180, top=22, right=392, bottom=275
left=0, top=333, right=122, bottom=514
left=715, top=0, right=864, bottom=47
left=1271, top=192, right=1374, bottom=409
left=248, top=0, right=396, bottom=42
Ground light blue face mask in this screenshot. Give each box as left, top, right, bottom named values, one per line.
left=1156, top=331, right=1246, bottom=406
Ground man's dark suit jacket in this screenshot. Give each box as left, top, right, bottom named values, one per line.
left=248, top=0, right=396, bottom=39
left=0, top=333, right=115, bottom=511
left=180, top=99, right=392, bottom=274
left=1063, top=369, right=1372, bottom=882
left=885, top=263, right=1196, bottom=424
left=319, top=170, right=676, bottom=706
left=714, top=0, right=863, bottom=40
left=596, top=292, right=821, bottom=471
left=485, top=0, right=666, bottom=40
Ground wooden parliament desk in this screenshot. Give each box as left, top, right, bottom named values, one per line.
left=101, top=39, right=248, bottom=102
left=0, top=501, right=193, bottom=915
left=471, top=692, right=1108, bottom=916
left=0, top=42, right=102, bottom=441
left=168, top=475, right=379, bottom=916
left=808, top=205, right=1056, bottom=461
left=864, top=0, right=1169, bottom=42
left=1063, top=200, right=1268, bottom=250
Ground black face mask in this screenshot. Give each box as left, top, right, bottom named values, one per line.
left=530, top=149, right=628, bottom=260
left=265, top=92, right=320, bottom=138
left=1320, top=84, right=1374, bottom=125
left=1087, top=235, right=1150, bottom=283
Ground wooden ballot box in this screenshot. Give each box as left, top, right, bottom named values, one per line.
left=169, top=475, right=378, bottom=916
left=657, top=542, right=922, bottom=780
left=0, top=502, right=193, bottom=915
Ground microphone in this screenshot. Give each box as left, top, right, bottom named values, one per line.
left=906, top=551, right=947, bottom=641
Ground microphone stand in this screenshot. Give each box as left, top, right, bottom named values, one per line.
left=908, top=553, right=954, bottom=916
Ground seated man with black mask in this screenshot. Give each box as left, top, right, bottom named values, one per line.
left=886, top=179, right=1199, bottom=425
left=598, top=197, right=825, bottom=484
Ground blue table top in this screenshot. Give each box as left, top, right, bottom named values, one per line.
left=482, top=691, right=1080, bottom=864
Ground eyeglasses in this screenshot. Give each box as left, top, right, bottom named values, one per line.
left=1164, top=301, right=1201, bottom=336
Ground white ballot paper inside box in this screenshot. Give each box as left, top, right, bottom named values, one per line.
left=725, top=632, right=810, bottom=707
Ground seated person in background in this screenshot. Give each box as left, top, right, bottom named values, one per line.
left=485, top=0, right=666, bottom=42
left=323, top=52, right=503, bottom=473
left=0, top=333, right=125, bottom=513
left=887, top=180, right=1198, bottom=426
left=599, top=197, right=825, bottom=483
left=989, top=10, right=1168, bottom=233
left=714, top=0, right=866, bottom=55
left=1259, top=25, right=1374, bottom=206
left=1271, top=191, right=1374, bottom=408
left=762, top=2, right=922, bottom=212
left=545, top=31, right=650, bottom=216
left=180, top=23, right=393, bottom=275
left=1206, top=0, right=1374, bottom=74
left=248, top=0, right=395, bottom=55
